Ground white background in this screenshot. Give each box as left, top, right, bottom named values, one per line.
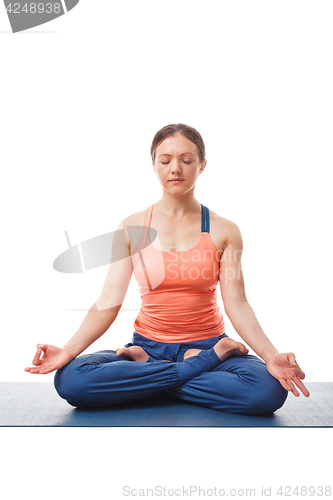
left=1, top=1, right=332, bottom=499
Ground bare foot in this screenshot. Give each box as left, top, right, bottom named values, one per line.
left=116, top=346, right=149, bottom=362
left=183, top=349, right=202, bottom=360
left=184, top=338, right=249, bottom=363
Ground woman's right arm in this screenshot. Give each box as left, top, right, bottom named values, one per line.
left=25, top=220, right=134, bottom=374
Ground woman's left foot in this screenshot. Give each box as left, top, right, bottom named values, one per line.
left=183, top=349, right=202, bottom=360
left=184, top=337, right=249, bottom=362
left=116, top=346, right=149, bottom=362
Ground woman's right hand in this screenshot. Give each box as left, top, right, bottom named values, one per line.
left=24, top=344, right=73, bottom=375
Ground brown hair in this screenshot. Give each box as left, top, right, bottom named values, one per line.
left=150, top=123, right=206, bottom=164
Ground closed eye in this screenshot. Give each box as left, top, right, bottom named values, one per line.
left=161, top=161, right=192, bottom=165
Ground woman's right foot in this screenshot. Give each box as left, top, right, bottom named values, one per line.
left=184, top=337, right=249, bottom=362
left=116, top=346, right=149, bottom=362
left=213, top=337, right=249, bottom=362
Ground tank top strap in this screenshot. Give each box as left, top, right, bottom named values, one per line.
left=200, top=204, right=210, bottom=233
left=144, top=204, right=154, bottom=227
left=132, top=205, right=154, bottom=258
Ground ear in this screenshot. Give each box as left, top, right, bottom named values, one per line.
left=199, top=160, right=207, bottom=174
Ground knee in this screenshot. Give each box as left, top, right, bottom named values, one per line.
left=54, top=360, right=83, bottom=405
left=247, top=373, right=288, bottom=414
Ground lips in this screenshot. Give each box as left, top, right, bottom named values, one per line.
left=169, top=179, right=184, bottom=182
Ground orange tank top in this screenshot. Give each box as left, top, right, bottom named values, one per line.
left=131, top=203, right=225, bottom=343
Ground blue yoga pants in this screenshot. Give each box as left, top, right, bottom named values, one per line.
left=54, top=332, right=288, bottom=415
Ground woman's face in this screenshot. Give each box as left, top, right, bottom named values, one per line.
left=153, top=134, right=207, bottom=195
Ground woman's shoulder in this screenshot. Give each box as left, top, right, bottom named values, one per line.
left=209, top=208, right=240, bottom=232
left=119, top=207, right=152, bottom=255
left=121, top=206, right=150, bottom=227
left=209, top=209, right=242, bottom=251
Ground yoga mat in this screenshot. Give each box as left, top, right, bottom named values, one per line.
left=0, top=382, right=332, bottom=427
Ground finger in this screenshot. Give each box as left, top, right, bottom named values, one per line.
left=282, top=378, right=300, bottom=397
left=32, top=348, right=43, bottom=366
left=38, top=364, right=56, bottom=374
left=290, top=382, right=300, bottom=397
left=292, top=376, right=310, bottom=397
left=293, top=366, right=306, bottom=380
left=287, top=352, right=296, bottom=363
left=289, top=354, right=304, bottom=375
left=288, top=353, right=306, bottom=378
left=278, top=378, right=295, bottom=394
left=287, top=352, right=298, bottom=367
left=27, top=365, right=52, bottom=375
left=25, top=365, right=46, bottom=372
left=25, top=367, right=43, bottom=374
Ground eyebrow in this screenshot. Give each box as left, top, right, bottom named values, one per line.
left=158, top=152, right=195, bottom=158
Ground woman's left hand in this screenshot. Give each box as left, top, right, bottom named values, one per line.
left=265, top=352, right=310, bottom=397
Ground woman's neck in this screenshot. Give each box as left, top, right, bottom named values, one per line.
left=155, top=191, right=201, bottom=218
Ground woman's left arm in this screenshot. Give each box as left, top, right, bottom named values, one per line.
left=219, top=221, right=310, bottom=397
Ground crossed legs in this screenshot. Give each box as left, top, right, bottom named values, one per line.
left=54, top=336, right=288, bottom=414
left=168, top=354, right=288, bottom=414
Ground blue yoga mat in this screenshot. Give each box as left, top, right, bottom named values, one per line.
left=0, top=382, right=332, bottom=427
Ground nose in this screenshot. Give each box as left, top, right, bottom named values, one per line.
left=171, top=160, right=182, bottom=174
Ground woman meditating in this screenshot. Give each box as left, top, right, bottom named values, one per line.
left=25, top=123, right=310, bottom=414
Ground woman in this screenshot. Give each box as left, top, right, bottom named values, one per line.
left=25, top=123, right=310, bottom=414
